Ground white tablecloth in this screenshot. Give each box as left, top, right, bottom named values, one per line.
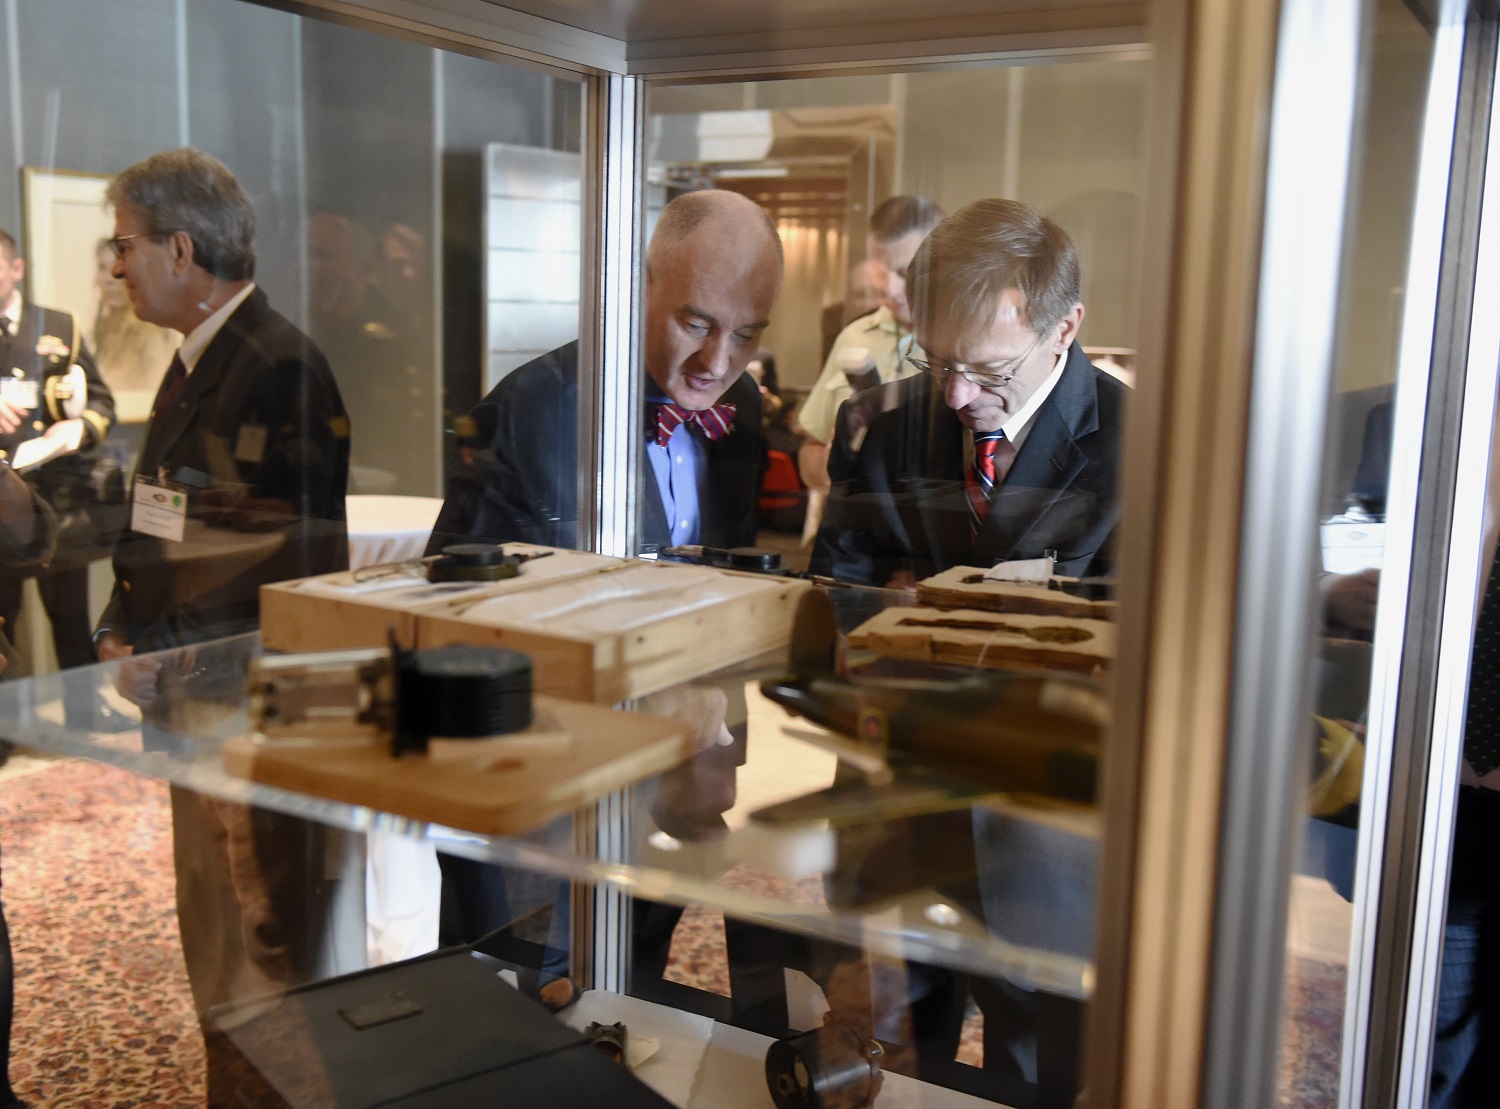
left=346, top=494, right=446, bottom=965
left=346, top=494, right=445, bottom=569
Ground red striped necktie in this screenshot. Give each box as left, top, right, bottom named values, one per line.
left=967, top=431, right=1017, bottom=533
left=651, top=401, right=737, bottom=448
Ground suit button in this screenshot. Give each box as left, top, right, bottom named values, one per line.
left=32, top=420, right=43, bottom=432
left=121, top=580, right=132, bottom=593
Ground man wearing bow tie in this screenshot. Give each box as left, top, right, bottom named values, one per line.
left=425, top=189, right=781, bottom=984
left=427, top=188, right=782, bottom=555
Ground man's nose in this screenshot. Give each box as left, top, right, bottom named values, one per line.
left=697, top=332, right=733, bottom=377
left=110, top=254, right=127, bottom=280
left=944, top=370, right=977, bottom=411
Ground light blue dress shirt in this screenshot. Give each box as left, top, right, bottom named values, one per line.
left=645, top=405, right=706, bottom=547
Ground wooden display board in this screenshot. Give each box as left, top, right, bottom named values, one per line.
left=223, top=695, right=693, bottom=836
left=260, top=545, right=624, bottom=653
left=262, top=549, right=811, bottom=704
left=421, top=561, right=811, bottom=703
left=916, top=566, right=1117, bottom=621
left=848, top=606, right=1115, bottom=673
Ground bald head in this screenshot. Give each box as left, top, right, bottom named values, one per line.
left=643, top=190, right=784, bottom=410
left=647, top=189, right=783, bottom=277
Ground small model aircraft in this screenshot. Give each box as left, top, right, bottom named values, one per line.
left=751, top=590, right=1109, bottom=828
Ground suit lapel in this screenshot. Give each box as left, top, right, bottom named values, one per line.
left=914, top=379, right=971, bottom=564
left=139, top=289, right=263, bottom=473
left=976, top=345, right=1098, bottom=563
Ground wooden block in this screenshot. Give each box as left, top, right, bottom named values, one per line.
left=848, top=606, right=1115, bottom=673
left=916, top=566, right=1117, bottom=620
left=222, top=696, right=693, bottom=836
left=420, top=561, right=812, bottom=703
left=259, top=545, right=623, bottom=653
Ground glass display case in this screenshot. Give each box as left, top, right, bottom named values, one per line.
left=2, top=0, right=1500, bottom=1106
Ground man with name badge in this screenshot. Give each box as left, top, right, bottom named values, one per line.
left=91, top=148, right=351, bottom=1106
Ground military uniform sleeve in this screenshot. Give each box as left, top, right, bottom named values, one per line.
left=74, top=335, right=115, bottom=448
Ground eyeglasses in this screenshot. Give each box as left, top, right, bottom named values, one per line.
left=906, top=332, right=1045, bottom=391
left=107, top=231, right=171, bottom=259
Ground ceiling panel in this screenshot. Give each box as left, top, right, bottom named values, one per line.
left=480, top=0, right=1134, bottom=42
left=476, top=0, right=1148, bottom=68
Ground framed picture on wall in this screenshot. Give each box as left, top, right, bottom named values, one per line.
left=21, top=166, right=179, bottom=423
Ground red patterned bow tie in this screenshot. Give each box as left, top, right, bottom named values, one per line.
left=651, top=401, right=737, bottom=448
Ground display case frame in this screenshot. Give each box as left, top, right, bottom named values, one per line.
left=1, top=0, right=1495, bottom=1104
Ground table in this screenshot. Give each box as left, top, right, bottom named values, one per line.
left=345, top=494, right=446, bottom=965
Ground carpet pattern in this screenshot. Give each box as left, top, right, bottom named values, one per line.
left=0, top=757, right=1344, bottom=1106
left=1, top=758, right=205, bottom=1106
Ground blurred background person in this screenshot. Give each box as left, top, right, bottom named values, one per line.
left=305, top=212, right=423, bottom=493
left=0, top=228, right=115, bottom=685
left=796, top=196, right=945, bottom=538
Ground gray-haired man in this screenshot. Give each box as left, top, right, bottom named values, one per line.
left=93, top=147, right=351, bottom=1106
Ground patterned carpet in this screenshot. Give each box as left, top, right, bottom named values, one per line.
left=0, top=757, right=1345, bottom=1106
left=1, top=757, right=205, bottom=1106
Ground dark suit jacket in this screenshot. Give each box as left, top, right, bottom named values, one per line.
left=812, top=343, right=1125, bottom=584
left=98, top=287, right=350, bottom=652
left=427, top=341, right=764, bottom=554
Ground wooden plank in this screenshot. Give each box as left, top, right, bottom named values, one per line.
left=264, top=553, right=810, bottom=704
left=916, top=566, right=1117, bottom=621
left=259, top=545, right=623, bottom=653
left=421, top=561, right=811, bottom=702
left=848, top=606, right=1115, bottom=673
left=222, top=695, right=693, bottom=836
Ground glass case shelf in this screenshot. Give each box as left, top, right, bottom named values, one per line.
left=0, top=585, right=1099, bottom=999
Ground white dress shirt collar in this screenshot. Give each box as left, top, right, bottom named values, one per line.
left=999, top=346, right=1070, bottom=451
left=178, top=283, right=255, bottom=374
left=0, top=290, right=20, bottom=334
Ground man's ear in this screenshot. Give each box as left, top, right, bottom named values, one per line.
left=11, top=257, right=24, bottom=282
left=1053, top=303, right=1085, bottom=352
left=168, top=230, right=196, bottom=276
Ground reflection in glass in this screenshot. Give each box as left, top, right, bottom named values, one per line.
left=1279, top=2, right=1436, bottom=1104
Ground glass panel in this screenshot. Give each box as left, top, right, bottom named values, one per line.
left=0, top=0, right=584, bottom=1101
left=625, top=58, right=1149, bottom=1104
left=1279, top=0, right=1437, bottom=1103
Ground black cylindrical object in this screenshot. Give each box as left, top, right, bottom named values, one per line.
left=393, top=645, right=533, bottom=754
left=765, top=1024, right=883, bottom=1109
left=429, top=543, right=521, bottom=582
left=724, top=546, right=782, bottom=572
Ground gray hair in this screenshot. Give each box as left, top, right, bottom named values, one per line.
left=908, top=198, right=1081, bottom=339
left=106, top=148, right=256, bottom=281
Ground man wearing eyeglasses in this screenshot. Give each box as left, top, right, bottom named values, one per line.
left=813, top=198, right=1125, bottom=586
left=91, top=148, right=351, bottom=1107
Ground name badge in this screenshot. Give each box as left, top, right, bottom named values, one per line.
left=131, top=476, right=188, bottom=542
left=0, top=377, right=39, bottom=410
left=235, top=423, right=268, bottom=464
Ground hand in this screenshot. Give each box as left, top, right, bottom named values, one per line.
left=0, top=398, right=27, bottom=435
left=884, top=569, right=918, bottom=594
left=97, top=633, right=161, bottom=708
left=640, top=684, right=732, bottom=754
left=1324, top=568, right=1380, bottom=632
left=39, top=418, right=85, bottom=455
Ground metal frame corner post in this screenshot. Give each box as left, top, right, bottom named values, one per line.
left=573, top=70, right=647, bottom=995
left=577, top=70, right=646, bottom=560
left=1088, top=0, right=1364, bottom=1105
